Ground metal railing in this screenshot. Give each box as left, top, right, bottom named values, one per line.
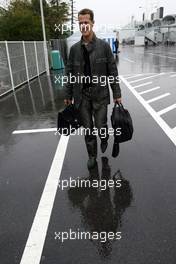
left=0, top=41, right=47, bottom=97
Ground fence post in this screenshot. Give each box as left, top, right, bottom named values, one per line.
left=43, top=40, right=50, bottom=75
left=23, top=41, right=29, bottom=82
left=34, top=41, right=40, bottom=76
left=5, top=41, right=15, bottom=90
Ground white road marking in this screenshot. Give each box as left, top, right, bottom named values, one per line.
left=170, top=74, right=176, bottom=78
left=120, top=75, right=176, bottom=146
left=121, top=74, right=133, bottom=77
left=157, top=104, right=176, bottom=116
left=129, top=73, right=165, bottom=84
left=146, top=93, right=170, bottom=104
left=133, top=82, right=152, bottom=89
left=121, top=57, right=135, bottom=63
left=159, top=52, right=176, bottom=56
left=139, top=86, right=160, bottom=95
left=122, top=72, right=175, bottom=80
left=126, top=74, right=143, bottom=79
left=162, top=71, right=176, bottom=74
left=13, top=128, right=57, bottom=134
left=136, top=52, right=176, bottom=60
left=124, top=73, right=155, bottom=80
left=20, top=135, right=69, bottom=264
left=126, top=73, right=167, bottom=78
left=146, top=52, right=176, bottom=60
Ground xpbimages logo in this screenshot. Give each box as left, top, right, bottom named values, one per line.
left=55, top=126, right=122, bottom=138
left=54, top=229, right=122, bottom=243
left=54, top=73, right=121, bottom=86
left=58, top=177, right=122, bottom=191
left=54, top=23, right=120, bottom=34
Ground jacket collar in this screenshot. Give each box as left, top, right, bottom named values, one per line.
left=81, top=32, right=96, bottom=44
left=80, top=32, right=96, bottom=53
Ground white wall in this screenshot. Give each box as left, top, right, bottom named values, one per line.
left=135, top=36, right=145, bottom=46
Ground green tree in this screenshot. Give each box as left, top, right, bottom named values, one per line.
left=47, top=0, right=71, bottom=38
left=0, top=0, right=70, bottom=40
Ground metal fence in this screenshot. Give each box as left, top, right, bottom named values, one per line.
left=0, top=41, right=47, bottom=97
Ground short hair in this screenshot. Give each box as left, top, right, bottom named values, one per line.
left=78, top=8, right=94, bottom=22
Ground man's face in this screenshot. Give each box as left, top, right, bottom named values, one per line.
left=78, top=14, right=94, bottom=37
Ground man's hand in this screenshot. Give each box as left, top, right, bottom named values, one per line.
left=64, top=99, right=72, bottom=106
left=114, top=97, right=122, bottom=104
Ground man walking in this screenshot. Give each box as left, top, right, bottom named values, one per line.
left=64, top=8, right=122, bottom=170
left=114, top=37, right=120, bottom=56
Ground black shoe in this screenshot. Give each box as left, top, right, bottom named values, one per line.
left=100, top=140, right=108, bottom=153
left=87, top=157, right=97, bottom=170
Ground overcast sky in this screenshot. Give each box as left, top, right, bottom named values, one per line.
left=75, top=0, right=176, bottom=27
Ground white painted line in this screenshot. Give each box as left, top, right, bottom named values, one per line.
left=120, top=75, right=176, bottom=147
left=136, top=52, right=176, bottom=60
left=170, top=74, right=176, bottom=78
left=13, top=128, right=57, bottom=134
left=123, top=72, right=171, bottom=80
left=133, top=82, right=152, bottom=89
left=166, top=52, right=176, bottom=56
left=147, top=52, right=176, bottom=60
left=139, top=86, right=160, bottom=95
left=121, top=74, right=133, bottom=77
left=159, top=52, right=176, bottom=56
left=20, top=135, right=69, bottom=264
left=157, top=104, right=176, bottom=116
left=163, top=71, right=176, bottom=74
left=146, top=93, right=170, bottom=104
left=126, top=74, right=143, bottom=80
left=129, top=73, right=165, bottom=84
left=122, top=57, right=135, bottom=63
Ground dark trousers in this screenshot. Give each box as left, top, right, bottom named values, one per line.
left=78, top=88, right=109, bottom=158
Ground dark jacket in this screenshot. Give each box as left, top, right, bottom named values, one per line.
left=64, top=33, right=121, bottom=108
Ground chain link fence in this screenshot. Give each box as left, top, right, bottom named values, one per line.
left=0, top=41, right=47, bottom=97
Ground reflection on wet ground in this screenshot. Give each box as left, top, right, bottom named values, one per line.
left=68, top=156, right=133, bottom=258
left=0, top=70, right=65, bottom=148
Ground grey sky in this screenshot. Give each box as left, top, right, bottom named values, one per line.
left=75, top=0, right=176, bottom=27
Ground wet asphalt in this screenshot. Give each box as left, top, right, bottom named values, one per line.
left=0, top=46, right=176, bottom=264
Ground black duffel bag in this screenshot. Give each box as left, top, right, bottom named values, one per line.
left=111, top=102, right=134, bottom=157
left=56, top=104, right=82, bottom=136
left=111, top=102, right=134, bottom=143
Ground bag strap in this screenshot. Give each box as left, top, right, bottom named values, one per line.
left=114, top=101, right=124, bottom=109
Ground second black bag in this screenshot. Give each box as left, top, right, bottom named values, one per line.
left=111, top=102, right=134, bottom=143
left=57, top=104, right=82, bottom=136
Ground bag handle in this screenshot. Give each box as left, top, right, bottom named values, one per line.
left=114, top=101, right=124, bottom=108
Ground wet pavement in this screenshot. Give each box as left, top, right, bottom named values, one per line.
left=0, top=46, right=176, bottom=264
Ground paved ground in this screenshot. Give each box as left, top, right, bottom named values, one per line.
left=0, top=46, right=176, bottom=264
